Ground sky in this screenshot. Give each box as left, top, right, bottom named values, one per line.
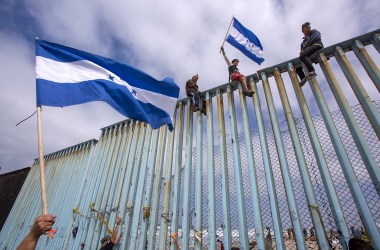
left=0, top=0, right=379, bottom=175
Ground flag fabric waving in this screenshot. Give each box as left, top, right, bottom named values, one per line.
left=226, top=17, right=264, bottom=65
left=36, top=39, right=180, bottom=131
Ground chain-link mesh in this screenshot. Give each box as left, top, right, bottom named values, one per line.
left=163, top=101, right=380, bottom=249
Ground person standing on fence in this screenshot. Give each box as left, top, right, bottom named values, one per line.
left=186, top=74, right=207, bottom=116
left=220, top=46, right=254, bottom=96
left=296, top=22, right=323, bottom=86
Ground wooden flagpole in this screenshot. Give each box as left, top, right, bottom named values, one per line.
left=37, top=106, right=48, bottom=215
left=220, top=15, right=235, bottom=53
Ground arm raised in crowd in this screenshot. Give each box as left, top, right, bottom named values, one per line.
left=17, top=214, right=56, bottom=250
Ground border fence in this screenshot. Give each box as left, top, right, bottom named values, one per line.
left=0, top=29, right=379, bottom=250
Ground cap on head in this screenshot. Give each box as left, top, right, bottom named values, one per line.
left=192, top=74, right=199, bottom=80
left=232, top=59, right=239, bottom=63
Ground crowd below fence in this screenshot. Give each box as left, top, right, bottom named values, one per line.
left=222, top=226, right=373, bottom=250
left=16, top=218, right=376, bottom=250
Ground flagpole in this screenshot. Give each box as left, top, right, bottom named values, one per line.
left=220, top=15, right=235, bottom=53
left=37, top=106, right=48, bottom=215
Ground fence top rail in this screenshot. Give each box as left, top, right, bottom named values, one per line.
left=97, top=29, right=379, bottom=132
left=257, top=29, right=380, bottom=78
left=34, top=139, right=98, bottom=162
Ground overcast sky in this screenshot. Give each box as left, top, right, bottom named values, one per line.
left=0, top=0, right=379, bottom=174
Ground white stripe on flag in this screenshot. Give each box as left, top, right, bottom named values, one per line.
left=36, top=56, right=177, bottom=115
left=229, top=26, right=264, bottom=58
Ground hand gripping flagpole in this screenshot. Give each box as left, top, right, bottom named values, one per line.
left=220, top=15, right=235, bottom=53
left=37, top=106, right=48, bottom=215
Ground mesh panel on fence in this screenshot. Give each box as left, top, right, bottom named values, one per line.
left=160, top=101, right=380, bottom=250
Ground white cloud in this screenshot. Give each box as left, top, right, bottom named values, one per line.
left=0, top=0, right=379, bottom=174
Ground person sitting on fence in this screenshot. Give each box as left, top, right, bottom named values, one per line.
left=186, top=74, right=207, bottom=115
left=17, top=214, right=56, bottom=250
left=296, top=22, right=323, bottom=87
left=220, top=46, right=254, bottom=97
left=99, top=218, right=122, bottom=250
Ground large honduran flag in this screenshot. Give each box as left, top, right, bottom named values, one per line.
left=36, top=39, right=180, bottom=131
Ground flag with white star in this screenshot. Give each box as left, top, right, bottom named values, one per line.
left=36, top=39, right=180, bottom=131
left=226, top=17, right=264, bottom=65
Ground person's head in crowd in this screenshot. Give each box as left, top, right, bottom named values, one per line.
left=349, top=238, right=374, bottom=250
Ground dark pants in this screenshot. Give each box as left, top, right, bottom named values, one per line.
left=188, top=92, right=206, bottom=109
left=296, top=45, right=322, bottom=80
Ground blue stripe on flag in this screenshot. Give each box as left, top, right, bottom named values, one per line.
left=226, top=35, right=265, bottom=65
left=36, top=40, right=179, bottom=97
left=232, top=18, right=263, bottom=51
left=226, top=17, right=265, bottom=65
left=36, top=39, right=179, bottom=130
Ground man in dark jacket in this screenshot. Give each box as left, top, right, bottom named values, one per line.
left=296, top=22, right=323, bottom=86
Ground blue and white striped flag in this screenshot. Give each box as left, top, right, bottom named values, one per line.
left=226, top=18, right=264, bottom=65
left=36, top=39, right=180, bottom=131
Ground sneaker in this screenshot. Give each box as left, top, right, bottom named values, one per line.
left=193, top=105, right=200, bottom=112
left=299, top=77, right=307, bottom=87
left=243, top=89, right=254, bottom=97
left=306, top=72, right=317, bottom=80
